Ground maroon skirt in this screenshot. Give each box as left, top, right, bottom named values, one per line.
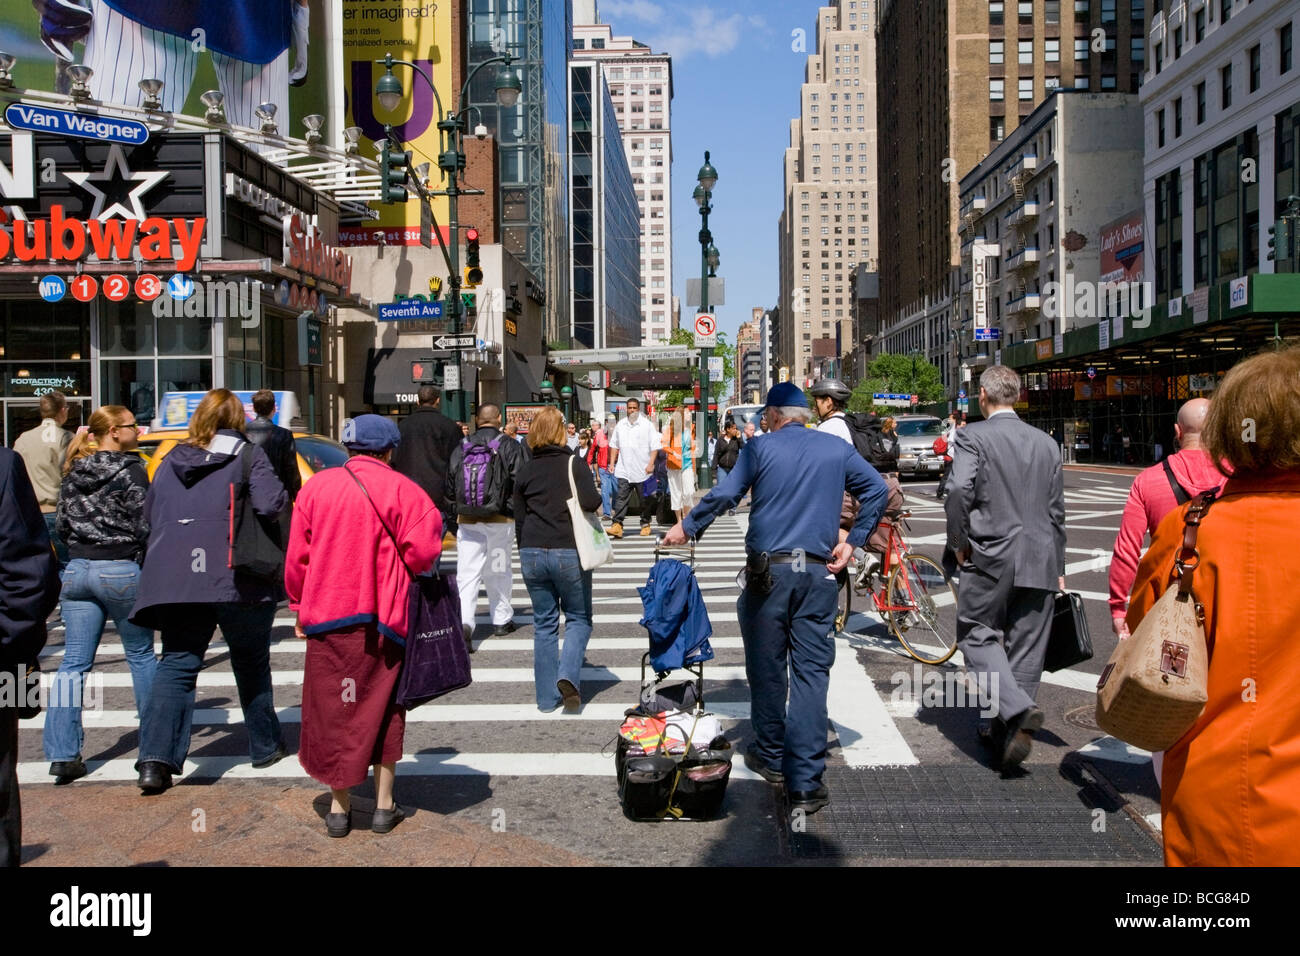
left=298, top=624, right=406, bottom=789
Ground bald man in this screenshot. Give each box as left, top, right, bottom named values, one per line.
left=1107, top=399, right=1225, bottom=638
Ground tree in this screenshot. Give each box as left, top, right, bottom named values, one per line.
left=657, top=328, right=736, bottom=409
left=846, top=353, right=946, bottom=413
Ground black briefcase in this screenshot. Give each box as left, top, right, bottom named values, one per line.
left=1044, top=591, right=1093, bottom=672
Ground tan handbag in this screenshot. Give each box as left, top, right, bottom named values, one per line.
left=1095, top=491, right=1214, bottom=752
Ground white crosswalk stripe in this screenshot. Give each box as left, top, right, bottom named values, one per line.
left=18, top=508, right=1111, bottom=787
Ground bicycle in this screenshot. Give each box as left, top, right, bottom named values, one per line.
left=833, top=509, right=959, bottom=665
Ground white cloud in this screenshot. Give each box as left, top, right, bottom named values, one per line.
left=644, top=10, right=750, bottom=59
left=600, top=0, right=667, bottom=23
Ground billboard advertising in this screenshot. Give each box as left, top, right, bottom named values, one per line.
left=4, top=1, right=329, bottom=135
left=1099, top=212, right=1144, bottom=285
left=339, top=0, right=451, bottom=246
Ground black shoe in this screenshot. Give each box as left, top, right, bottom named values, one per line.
left=371, top=803, right=406, bottom=834
left=326, top=811, right=351, bottom=838
left=251, top=743, right=288, bottom=769
left=494, top=620, right=518, bottom=636
left=138, top=761, right=173, bottom=795
left=464, top=623, right=476, bottom=655
left=557, top=679, right=581, bottom=713
left=743, top=750, right=784, bottom=784
left=1000, top=706, right=1044, bottom=769
left=786, top=786, right=830, bottom=814
left=50, top=757, right=87, bottom=785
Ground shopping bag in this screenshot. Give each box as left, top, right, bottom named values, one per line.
left=395, top=572, right=473, bottom=708
left=568, top=455, right=614, bottom=570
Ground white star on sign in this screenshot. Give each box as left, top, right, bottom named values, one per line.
left=64, top=144, right=169, bottom=221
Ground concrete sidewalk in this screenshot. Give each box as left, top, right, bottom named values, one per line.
left=19, top=780, right=592, bottom=867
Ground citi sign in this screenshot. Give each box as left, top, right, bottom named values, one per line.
left=0, top=205, right=206, bottom=272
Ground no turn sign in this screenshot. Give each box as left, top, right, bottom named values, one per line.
left=693, top=312, right=717, bottom=348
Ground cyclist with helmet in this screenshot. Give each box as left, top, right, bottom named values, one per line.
left=810, top=379, right=854, bottom=445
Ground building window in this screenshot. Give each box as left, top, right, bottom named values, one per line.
left=591, top=38, right=605, bottom=49
left=990, top=41, right=1004, bottom=64
left=1074, top=0, right=1089, bottom=13
left=1157, top=108, right=1165, bottom=147
left=573, top=39, right=584, bottom=50
left=1075, top=38, right=1089, bottom=61
left=989, top=1, right=1004, bottom=26
left=1101, top=74, right=1116, bottom=89
left=1249, top=44, right=1261, bottom=92
left=1194, top=9, right=1206, bottom=43
left=1046, top=39, right=1060, bottom=62
left=991, top=116, right=1005, bottom=142
left=1220, top=0, right=1230, bottom=24
left=1221, top=63, right=1232, bottom=110
left=1174, top=97, right=1182, bottom=137
left=1019, top=40, right=1033, bottom=64
left=1018, top=1, right=1033, bottom=23
left=1196, top=80, right=1206, bottom=123
left=1101, top=0, right=1115, bottom=22
left=990, top=78, right=1005, bottom=100
left=1283, top=23, right=1294, bottom=74
left=1130, top=0, right=1143, bottom=20
left=1131, top=38, right=1144, bottom=62
left=1019, top=78, right=1034, bottom=100
left=1046, top=0, right=1061, bottom=24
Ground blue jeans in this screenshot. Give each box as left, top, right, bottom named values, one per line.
left=599, top=468, right=616, bottom=517
left=138, top=602, right=282, bottom=772
left=44, top=559, right=157, bottom=761
left=716, top=467, right=729, bottom=486
left=519, top=548, right=593, bottom=710
left=737, top=564, right=838, bottom=792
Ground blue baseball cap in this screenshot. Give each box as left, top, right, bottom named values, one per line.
left=341, top=414, right=401, bottom=452
left=763, top=382, right=808, bottom=409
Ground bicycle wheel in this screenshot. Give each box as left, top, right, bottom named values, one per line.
left=886, top=554, right=959, bottom=664
left=833, top=567, right=852, bottom=633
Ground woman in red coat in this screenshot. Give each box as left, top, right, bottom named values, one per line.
left=1127, top=347, right=1300, bottom=865
left=285, top=415, right=442, bottom=837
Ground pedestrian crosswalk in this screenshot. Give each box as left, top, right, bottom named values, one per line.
left=17, top=507, right=1114, bottom=788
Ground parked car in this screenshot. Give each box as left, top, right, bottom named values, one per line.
left=892, top=415, right=946, bottom=478
left=137, top=430, right=348, bottom=485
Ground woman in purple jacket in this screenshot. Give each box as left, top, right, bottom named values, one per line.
left=129, top=389, right=287, bottom=794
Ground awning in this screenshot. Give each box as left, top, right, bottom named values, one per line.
left=365, top=348, right=428, bottom=405
left=505, top=349, right=547, bottom=403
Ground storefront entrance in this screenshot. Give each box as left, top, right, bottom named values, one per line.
left=3, top=399, right=88, bottom=447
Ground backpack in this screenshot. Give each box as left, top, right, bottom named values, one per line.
left=455, top=436, right=510, bottom=517
left=843, top=412, right=890, bottom=468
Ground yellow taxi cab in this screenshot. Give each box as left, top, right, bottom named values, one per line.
left=137, top=430, right=349, bottom=485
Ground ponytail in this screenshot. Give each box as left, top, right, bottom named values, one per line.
left=63, top=404, right=133, bottom=475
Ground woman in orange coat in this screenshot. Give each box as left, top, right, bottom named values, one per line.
left=1127, top=347, right=1300, bottom=866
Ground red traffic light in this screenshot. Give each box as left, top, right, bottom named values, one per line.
left=466, top=227, right=479, bottom=241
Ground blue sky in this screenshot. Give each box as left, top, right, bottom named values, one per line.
left=596, top=0, right=817, bottom=350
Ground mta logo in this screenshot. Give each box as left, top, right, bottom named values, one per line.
left=39, top=275, right=67, bottom=302
left=168, top=273, right=195, bottom=301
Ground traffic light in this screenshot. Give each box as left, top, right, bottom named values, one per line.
left=380, top=142, right=411, bottom=204
left=1267, top=219, right=1291, bottom=261
left=463, top=226, right=483, bottom=287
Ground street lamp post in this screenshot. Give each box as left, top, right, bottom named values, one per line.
left=375, top=51, right=522, bottom=424
left=694, top=151, right=719, bottom=490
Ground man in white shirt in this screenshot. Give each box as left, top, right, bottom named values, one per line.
left=608, top=397, right=661, bottom=538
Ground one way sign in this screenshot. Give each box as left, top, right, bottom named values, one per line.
left=434, top=334, right=476, bottom=349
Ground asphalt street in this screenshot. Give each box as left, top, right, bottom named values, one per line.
left=16, top=465, right=1161, bottom=865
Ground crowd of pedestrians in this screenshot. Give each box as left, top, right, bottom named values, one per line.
left=4, top=346, right=1299, bottom=864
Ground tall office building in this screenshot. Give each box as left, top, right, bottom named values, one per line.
left=569, top=56, right=642, bottom=347
left=777, top=1, right=879, bottom=386
left=737, top=312, right=763, bottom=404
left=876, top=0, right=1145, bottom=392
left=572, top=10, right=674, bottom=344
left=466, top=0, right=573, bottom=343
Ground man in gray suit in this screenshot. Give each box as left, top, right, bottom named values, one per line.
left=945, top=366, right=1065, bottom=770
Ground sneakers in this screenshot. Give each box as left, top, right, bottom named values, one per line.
left=639, top=525, right=653, bottom=536
left=609, top=522, right=624, bottom=539
left=49, top=757, right=87, bottom=785
left=557, top=678, right=581, bottom=713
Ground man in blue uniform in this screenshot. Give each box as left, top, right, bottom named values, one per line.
left=663, top=383, right=888, bottom=814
